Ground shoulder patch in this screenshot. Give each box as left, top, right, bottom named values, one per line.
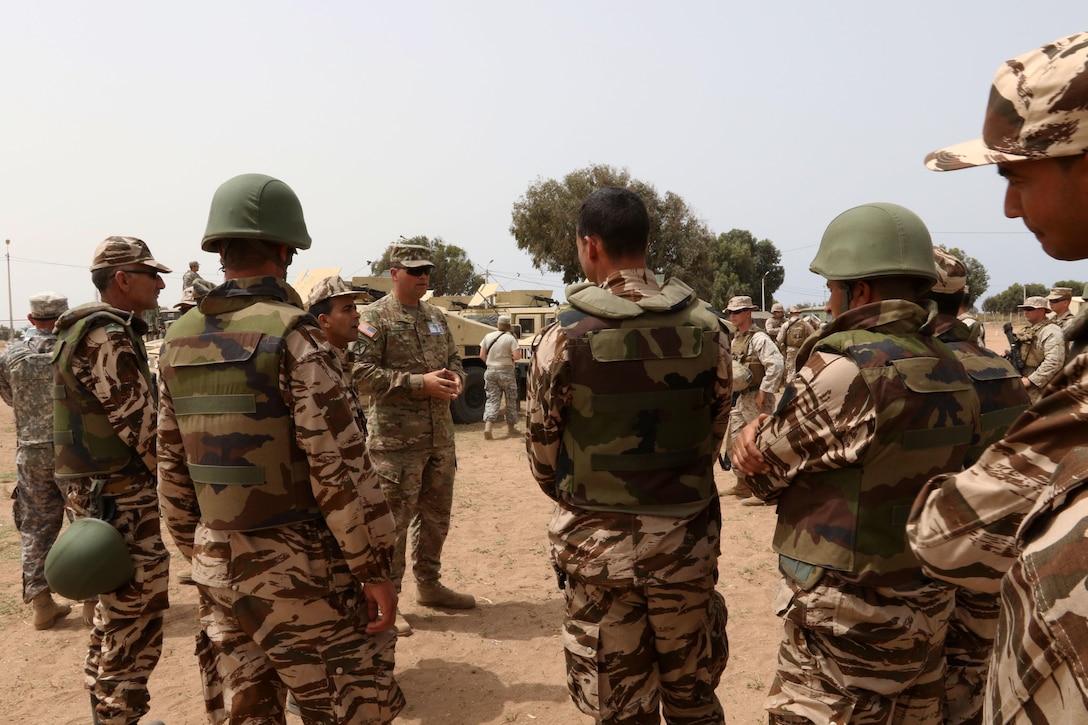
left=359, top=321, right=377, bottom=339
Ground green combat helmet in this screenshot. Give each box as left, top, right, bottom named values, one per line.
left=810, top=202, right=938, bottom=285
left=45, top=518, right=135, bottom=601
left=201, top=173, right=312, bottom=252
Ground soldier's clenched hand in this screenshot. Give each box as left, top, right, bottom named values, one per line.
left=731, top=415, right=770, bottom=475
left=364, top=579, right=399, bottom=634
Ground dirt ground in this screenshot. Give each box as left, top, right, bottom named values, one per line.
left=0, top=321, right=1012, bottom=724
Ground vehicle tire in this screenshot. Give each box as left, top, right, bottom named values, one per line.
left=451, top=366, right=486, bottom=424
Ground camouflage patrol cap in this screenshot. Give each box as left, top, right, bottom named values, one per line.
left=788, top=304, right=802, bottom=313
left=388, top=243, right=434, bottom=268
left=90, top=236, right=172, bottom=273
left=926, top=32, right=1088, bottom=171
left=1018, top=296, right=1051, bottom=310
left=28, top=291, right=68, bottom=319
left=306, top=276, right=366, bottom=309
left=726, top=295, right=758, bottom=312
left=1048, top=286, right=1074, bottom=301
left=931, top=248, right=967, bottom=294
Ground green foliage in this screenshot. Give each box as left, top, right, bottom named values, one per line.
left=981, top=283, right=1050, bottom=314
left=709, top=229, right=784, bottom=311
left=940, top=246, right=990, bottom=305
left=1055, top=279, right=1088, bottom=297
left=509, top=164, right=717, bottom=299
left=369, top=236, right=485, bottom=296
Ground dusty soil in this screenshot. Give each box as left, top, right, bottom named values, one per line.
left=0, top=322, right=1012, bottom=724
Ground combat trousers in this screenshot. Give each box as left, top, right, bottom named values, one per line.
left=196, top=582, right=404, bottom=724
left=67, top=480, right=169, bottom=725
left=11, top=445, right=66, bottom=602
left=483, top=367, right=519, bottom=425
left=561, top=573, right=729, bottom=724
left=371, top=444, right=456, bottom=591
left=766, top=575, right=955, bottom=725
left=944, top=590, right=999, bottom=725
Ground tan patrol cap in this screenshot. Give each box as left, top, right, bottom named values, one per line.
left=29, top=291, right=68, bottom=319
left=90, top=236, right=171, bottom=273
left=388, top=243, right=434, bottom=269
left=1047, top=286, right=1073, bottom=302
left=725, top=295, right=758, bottom=312
left=306, top=276, right=368, bottom=309
left=1018, top=296, right=1051, bottom=310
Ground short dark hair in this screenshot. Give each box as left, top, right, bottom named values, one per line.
left=218, top=239, right=293, bottom=272
left=924, top=289, right=967, bottom=316
left=308, top=298, right=333, bottom=318
left=576, top=187, right=650, bottom=259
left=91, top=267, right=116, bottom=292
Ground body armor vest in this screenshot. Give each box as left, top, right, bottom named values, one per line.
left=784, top=318, right=812, bottom=349
left=554, top=280, right=723, bottom=517
left=160, top=299, right=320, bottom=531
left=53, top=305, right=150, bottom=478
left=8, top=338, right=56, bottom=446
left=774, top=328, right=977, bottom=587
left=731, top=329, right=766, bottom=391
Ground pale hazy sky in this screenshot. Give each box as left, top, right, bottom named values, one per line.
left=1, top=2, right=1084, bottom=323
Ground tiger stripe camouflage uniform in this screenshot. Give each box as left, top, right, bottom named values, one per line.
left=527, top=269, right=732, bottom=724
left=53, top=302, right=170, bottom=725
left=745, top=299, right=981, bottom=724
left=931, top=312, right=1031, bottom=725
left=157, top=277, right=404, bottom=723
left=354, top=290, right=465, bottom=593
left=0, top=326, right=66, bottom=605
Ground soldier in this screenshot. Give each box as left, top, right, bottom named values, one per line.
left=775, top=304, right=818, bottom=385
left=723, top=295, right=783, bottom=505
left=1047, top=287, right=1076, bottom=353
left=526, top=186, right=731, bottom=723
left=306, top=275, right=368, bottom=384
left=181, top=259, right=204, bottom=290
left=355, top=243, right=475, bottom=638
left=0, top=291, right=71, bottom=629
left=479, top=313, right=521, bottom=440
left=731, top=202, right=981, bottom=724
left=52, top=237, right=171, bottom=725
left=956, top=289, right=986, bottom=348
left=1013, top=296, right=1065, bottom=404
left=908, top=31, right=1088, bottom=723
left=923, top=248, right=1030, bottom=725
left=764, top=301, right=786, bottom=338
left=174, top=277, right=214, bottom=314
left=157, top=174, right=404, bottom=723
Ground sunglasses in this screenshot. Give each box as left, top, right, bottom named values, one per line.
left=122, top=269, right=162, bottom=280
left=398, top=266, right=433, bottom=277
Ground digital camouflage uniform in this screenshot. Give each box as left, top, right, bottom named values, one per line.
left=746, top=299, right=981, bottom=724
left=726, top=321, right=783, bottom=497
left=765, top=310, right=785, bottom=341
left=933, top=313, right=1031, bottom=725
left=527, top=269, right=732, bottom=724
left=481, top=328, right=520, bottom=427
left=53, top=302, right=170, bottom=725
left=1015, top=317, right=1065, bottom=404
left=355, top=291, right=465, bottom=592
left=776, top=314, right=817, bottom=385
left=181, top=266, right=205, bottom=291
left=0, top=326, right=66, bottom=604
left=157, top=277, right=403, bottom=723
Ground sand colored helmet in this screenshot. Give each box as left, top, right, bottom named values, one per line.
left=45, top=518, right=135, bottom=601
left=810, top=202, right=937, bottom=285
left=771, top=303, right=785, bottom=314
left=201, top=173, right=312, bottom=252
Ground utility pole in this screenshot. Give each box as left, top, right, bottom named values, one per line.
left=761, top=271, right=769, bottom=311
left=5, top=239, right=11, bottom=341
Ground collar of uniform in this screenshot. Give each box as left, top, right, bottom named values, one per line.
left=200, top=276, right=303, bottom=315
left=600, top=268, right=661, bottom=301
left=930, top=312, right=971, bottom=342
left=818, top=299, right=930, bottom=341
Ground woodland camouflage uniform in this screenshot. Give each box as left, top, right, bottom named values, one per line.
left=913, top=30, right=1088, bottom=724
left=0, top=316, right=66, bottom=605
left=158, top=276, right=404, bottom=723
left=746, top=299, right=981, bottom=724
left=527, top=269, right=732, bottom=724
left=53, top=299, right=170, bottom=725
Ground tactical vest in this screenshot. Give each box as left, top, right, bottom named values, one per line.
left=731, top=329, right=766, bottom=391
left=7, top=339, right=56, bottom=446
left=774, top=328, right=977, bottom=588
left=160, top=300, right=320, bottom=531
left=53, top=305, right=151, bottom=478
left=554, top=280, right=723, bottom=518
left=784, top=318, right=812, bottom=349
left=1020, top=323, right=1057, bottom=371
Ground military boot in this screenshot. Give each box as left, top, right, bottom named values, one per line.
left=483, top=421, right=493, bottom=440
left=416, top=581, right=475, bottom=609
left=394, top=613, right=413, bottom=637
left=31, top=591, right=71, bottom=630
left=724, top=481, right=753, bottom=498
left=507, top=422, right=521, bottom=437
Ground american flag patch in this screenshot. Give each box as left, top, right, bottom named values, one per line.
left=359, top=322, right=377, bottom=338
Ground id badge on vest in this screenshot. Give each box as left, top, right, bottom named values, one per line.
left=428, top=321, right=445, bottom=336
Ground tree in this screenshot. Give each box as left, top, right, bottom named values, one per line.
left=708, top=229, right=784, bottom=311
left=939, top=246, right=990, bottom=306
left=981, top=283, right=1049, bottom=314
left=509, top=164, right=717, bottom=299
left=369, top=236, right=485, bottom=296
left=1055, top=279, right=1087, bottom=296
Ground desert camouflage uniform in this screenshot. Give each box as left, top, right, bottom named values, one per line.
left=958, top=313, right=986, bottom=348
left=727, top=326, right=783, bottom=492
left=746, top=300, right=981, bottom=724
left=157, top=277, right=403, bottom=723
left=933, top=313, right=1031, bottom=725
left=482, top=329, right=519, bottom=426
left=52, top=303, right=169, bottom=725
left=908, top=318, right=1088, bottom=724
left=765, top=313, right=785, bottom=340
left=1017, top=319, right=1065, bottom=404
left=776, top=316, right=817, bottom=385
left=527, top=269, right=732, bottom=723
left=355, top=292, right=465, bottom=591
left=0, top=328, right=66, bottom=603
left=1053, top=309, right=1076, bottom=332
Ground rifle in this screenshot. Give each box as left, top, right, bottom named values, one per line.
left=1003, top=322, right=1025, bottom=374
